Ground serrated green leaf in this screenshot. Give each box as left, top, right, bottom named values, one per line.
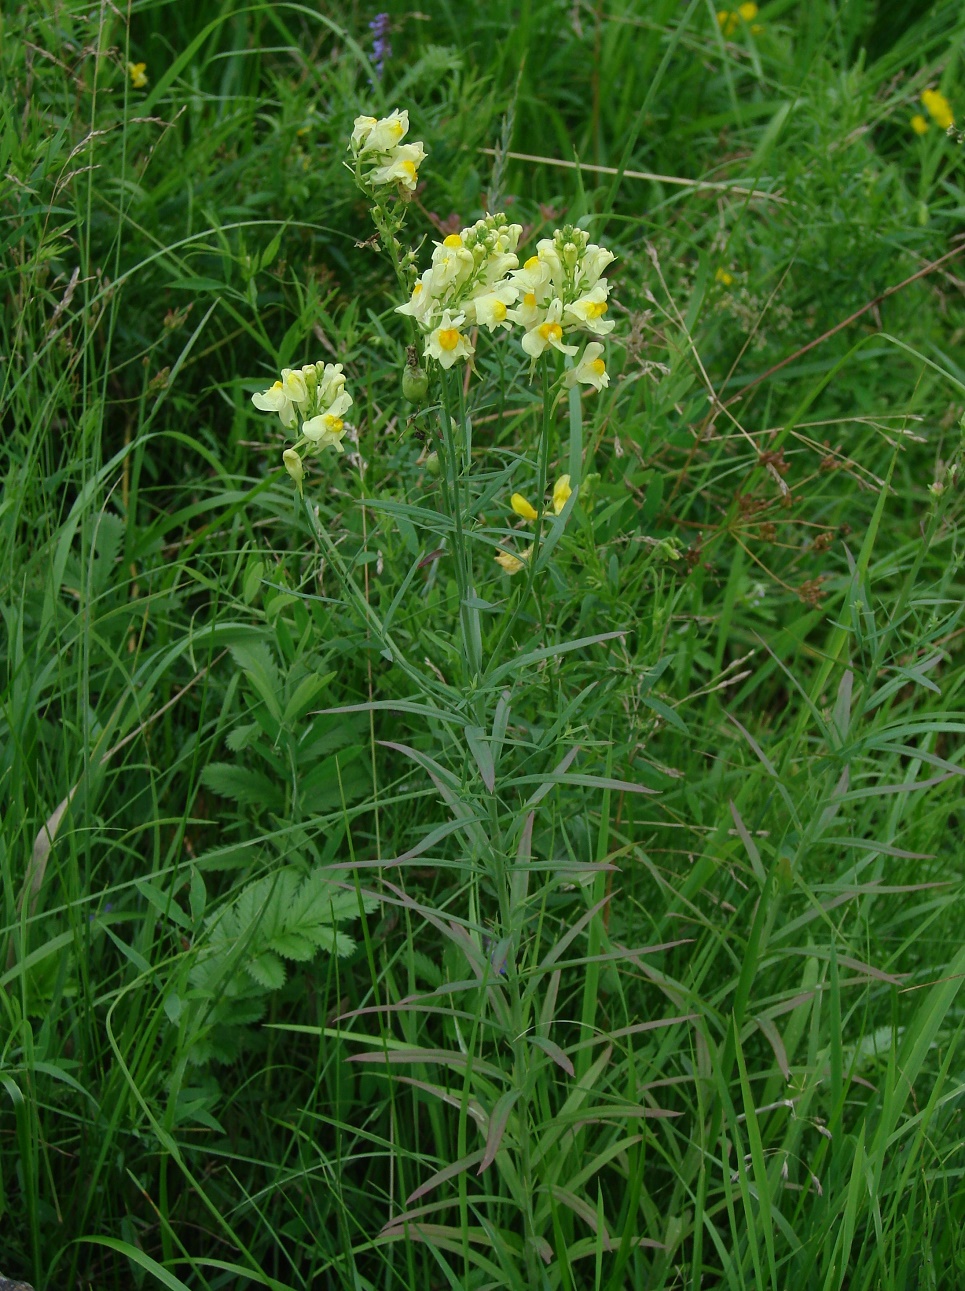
left=247, top=952, right=286, bottom=990
left=200, top=763, right=284, bottom=812
left=268, top=932, right=317, bottom=962
left=230, top=641, right=283, bottom=720
left=283, top=670, right=335, bottom=725
left=225, top=723, right=260, bottom=752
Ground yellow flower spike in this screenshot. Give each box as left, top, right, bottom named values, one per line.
left=511, top=493, right=539, bottom=522
left=128, top=61, right=148, bottom=89
left=552, top=475, right=572, bottom=515
left=911, top=114, right=929, bottom=136
left=738, top=2, right=758, bottom=20
left=715, top=267, right=734, bottom=286
left=921, top=89, right=954, bottom=130
left=495, top=549, right=526, bottom=575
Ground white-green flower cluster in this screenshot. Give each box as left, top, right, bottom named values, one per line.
left=251, top=362, right=353, bottom=491
left=396, top=215, right=524, bottom=370
left=349, top=109, right=426, bottom=196
left=396, top=216, right=615, bottom=390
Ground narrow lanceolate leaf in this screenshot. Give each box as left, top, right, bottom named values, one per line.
left=348, top=1047, right=503, bottom=1081
left=464, top=724, right=496, bottom=792
left=486, top=630, right=626, bottom=687
left=514, top=771, right=658, bottom=795
left=479, top=1090, right=520, bottom=1172
left=527, top=1034, right=575, bottom=1077
left=385, top=1076, right=488, bottom=1127
left=407, top=1150, right=486, bottom=1204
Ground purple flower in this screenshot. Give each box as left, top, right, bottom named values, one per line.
left=368, top=12, right=392, bottom=80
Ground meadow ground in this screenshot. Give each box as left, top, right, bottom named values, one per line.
left=2, top=1, right=965, bottom=1287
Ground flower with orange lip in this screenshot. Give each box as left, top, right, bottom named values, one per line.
left=425, top=311, right=474, bottom=369
left=564, top=342, right=609, bottom=393
left=519, top=298, right=579, bottom=359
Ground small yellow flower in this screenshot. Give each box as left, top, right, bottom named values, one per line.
left=717, top=4, right=759, bottom=36
left=921, top=89, right=954, bottom=130
left=552, top=475, right=572, bottom=515
left=495, top=548, right=527, bottom=574
left=911, top=114, right=930, bottom=136
left=128, top=61, right=148, bottom=89
left=715, top=267, right=734, bottom=286
left=511, top=493, right=539, bottom=521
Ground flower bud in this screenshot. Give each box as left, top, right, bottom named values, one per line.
left=424, top=450, right=441, bottom=477
left=283, top=448, right=304, bottom=494
left=403, top=364, right=430, bottom=402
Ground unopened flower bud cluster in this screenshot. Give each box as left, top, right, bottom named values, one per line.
left=251, top=362, right=353, bottom=491
left=349, top=109, right=426, bottom=196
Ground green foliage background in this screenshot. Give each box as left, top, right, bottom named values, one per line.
left=2, top=0, right=965, bottom=1287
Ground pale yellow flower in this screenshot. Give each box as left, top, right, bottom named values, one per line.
left=252, top=377, right=299, bottom=429
left=469, top=282, right=518, bottom=332
left=552, top=475, right=573, bottom=515
left=396, top=271, right=435, bottom=323
left=495, top=548, right=529, bottom=574
left=429, top=235, right=475, bottom=295
left=921, top=89, right=954, bottom=130
left=368, top=141, right=426, bottom=192
left=564, top=342, right=609, bottom=393
left=128, top=62, right=148, bottom=89
left=351, top=109, right=408, bottom=156
left=580, top=245, right=616, bottom=286
left=911, top=114, right=929, bottom=136
left=302, top=391, right=352, bottom=450
left=425, top=310, right=474, bottom=369
left=563, top=281, right=614, bottom=337
left=519, top=298, right=579, bottom=359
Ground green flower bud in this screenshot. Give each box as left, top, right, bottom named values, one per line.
left=403, top=364, right=429, bottom=403
left=283, top=448, right=304, bottom=496
left=424, top=451, right=441, bottom=477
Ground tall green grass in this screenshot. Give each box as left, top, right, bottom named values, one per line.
left=2, top=0, right=964, bottom=1287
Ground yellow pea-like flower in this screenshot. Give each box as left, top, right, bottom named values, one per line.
left=511, top=493, right=539, bottom=521
left=552, top=475, right=572, bottom=515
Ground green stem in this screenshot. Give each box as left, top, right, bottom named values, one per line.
left=301, top=496, right=441, bottom=699
left=486, top=360, right=553, bottom=671
left=566, top=354, right=583, bottom=491
left=438, top=367, right=483, bottom=681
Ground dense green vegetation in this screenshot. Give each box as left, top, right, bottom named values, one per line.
left=2, top=0, right=965, bottom=1287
